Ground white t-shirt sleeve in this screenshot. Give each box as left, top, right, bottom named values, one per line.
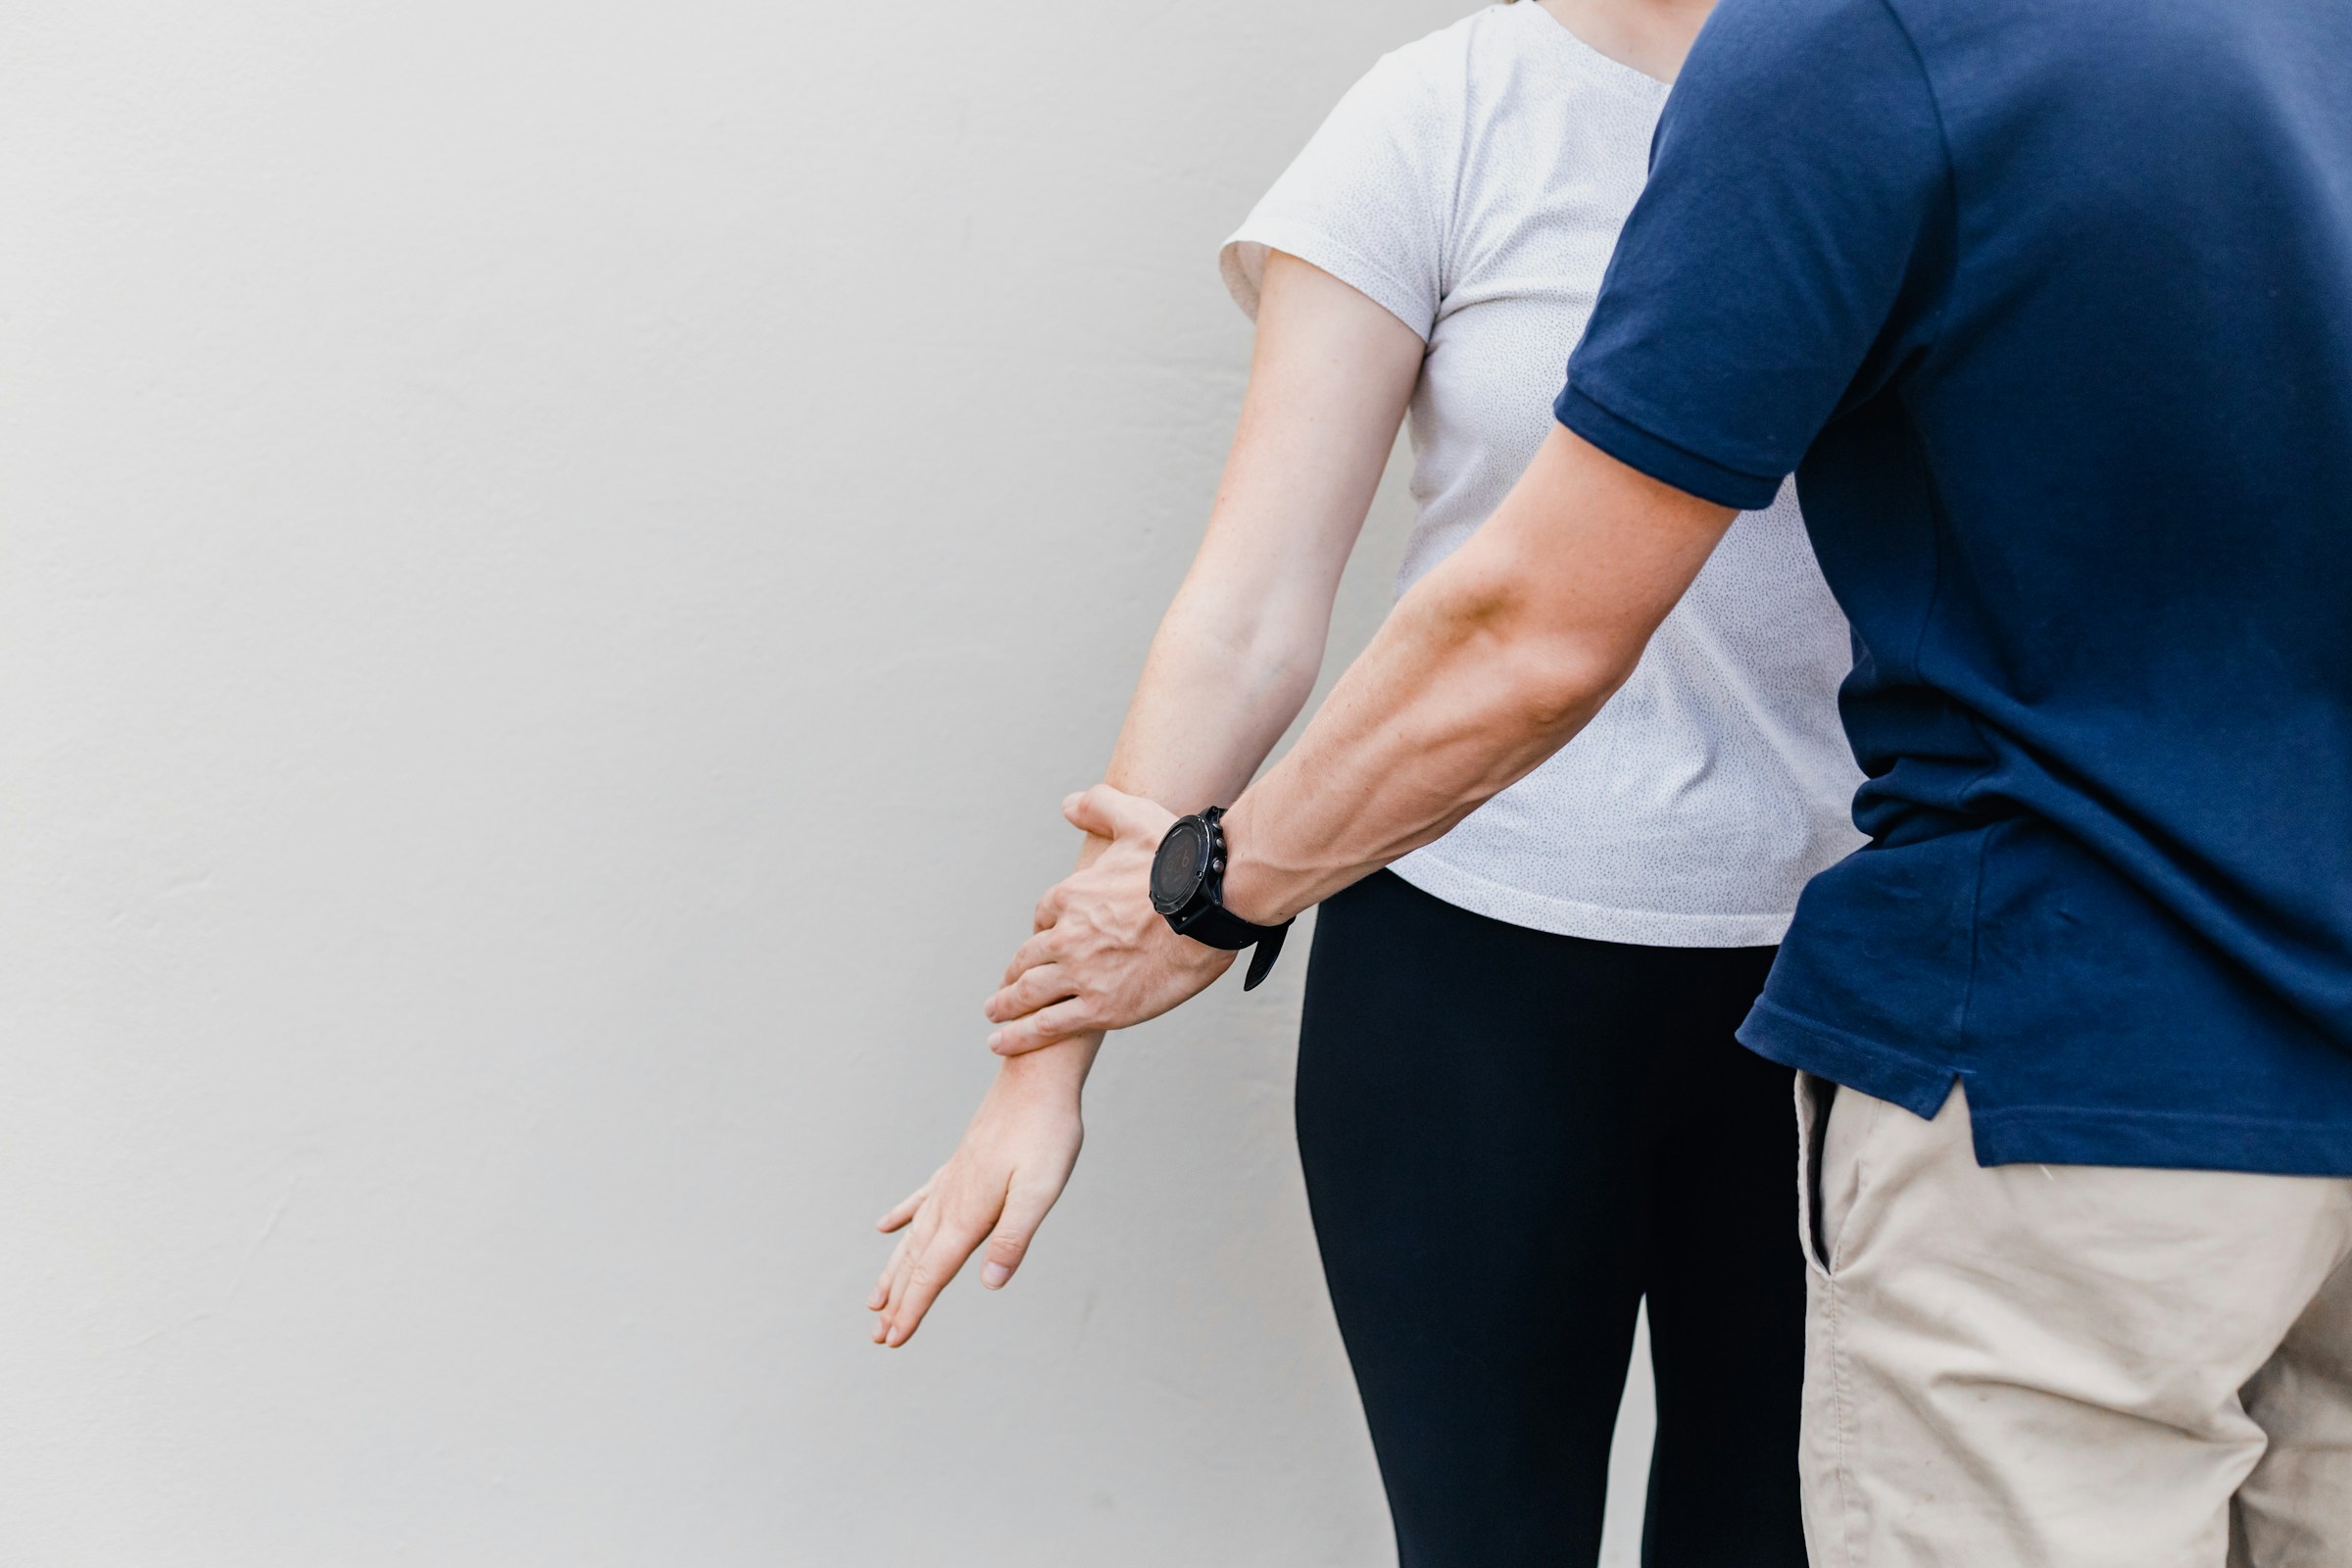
left=1220, top=42, right=1462, bottom=342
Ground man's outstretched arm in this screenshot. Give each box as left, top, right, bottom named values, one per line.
left=985, top=425, right=1736, bottom=1053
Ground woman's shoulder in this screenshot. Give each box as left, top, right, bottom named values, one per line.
left=1312, top=4, right=1535, bottom=160
left=1351, top=5, right=1503, bottom=101
left=1338, top=5, right=1614, bottom=135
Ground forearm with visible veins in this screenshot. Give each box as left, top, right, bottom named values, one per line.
left=1219, top=548, right=1622, bottom=921
left=1218, top=427, right=1735, bottom=924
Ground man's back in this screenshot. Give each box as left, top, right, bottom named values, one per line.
left=1561, top=0, right=2352, bottom=1172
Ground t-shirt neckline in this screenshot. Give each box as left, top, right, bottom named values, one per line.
left=1509, top=2, right=1676, bottom=109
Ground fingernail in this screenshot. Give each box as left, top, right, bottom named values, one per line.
left=982, top=1262, right=1010, bottom=1289
left=987, top=1032, right=1004, bottom=1052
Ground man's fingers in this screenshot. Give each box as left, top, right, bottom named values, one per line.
left=1030, top=882, right=1066, bottom=933
left=989, top=998, right=1098, bottom=1056
left=983, top=963, right=1077, bottom=1026
left=1000, top=928, right=1059, bottom=988
left=1060, top=786, right=1119, bottom=838
left=1062, top=784, right=1166, bottom=843
left=979, top=1178, right=1061, bottom=1290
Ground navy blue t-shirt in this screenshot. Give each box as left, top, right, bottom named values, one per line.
left=1558, top=0, right=2352, bottom=1173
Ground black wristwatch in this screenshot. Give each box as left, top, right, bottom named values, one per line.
left=1149, top=806, right=1295, bottom=991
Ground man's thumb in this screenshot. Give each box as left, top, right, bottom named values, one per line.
left=1062, top=784, right=1132, bottom=839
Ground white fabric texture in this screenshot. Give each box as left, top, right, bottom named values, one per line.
left=1222, top=2, right=1864, bottom=947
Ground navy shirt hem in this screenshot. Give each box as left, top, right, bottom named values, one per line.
left=1553, top=384, right=1785, bottom=512
left=1965, top=1105, right=2352, bottom=1178
left=1736, top=997, right=1958, bottom=1120
left=1740, top=999, right=2352, bottom=1177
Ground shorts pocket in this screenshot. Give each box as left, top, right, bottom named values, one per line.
left=1794, top=1070, right=1838, bottom=1281
left=1797, top=1070, right=1884, bottom=1280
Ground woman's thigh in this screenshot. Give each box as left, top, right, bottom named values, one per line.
left=1295, top=870, right=1667, bottom=1568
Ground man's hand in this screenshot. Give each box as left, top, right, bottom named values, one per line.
left=867, top=1043, right=1093, bottom=1348
left=983, top=786, right=1235, bottom=1056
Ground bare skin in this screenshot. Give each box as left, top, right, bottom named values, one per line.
left=869, top=254, right=1421, bottom=1346
left=870, top=0, right=1723, bottom=1348
left=986, top=429, right=1735, bottom=1054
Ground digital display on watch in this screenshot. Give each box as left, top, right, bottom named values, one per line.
left=1152, top=817, right=1209, bottom=910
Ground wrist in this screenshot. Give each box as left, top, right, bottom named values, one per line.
left=996, top=1030, right=1102, bottom=1095
left=1213, top=796, right=1293, bottom=927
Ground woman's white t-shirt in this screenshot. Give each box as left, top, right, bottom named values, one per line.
left=1222, top=1, right=1864, bottom=947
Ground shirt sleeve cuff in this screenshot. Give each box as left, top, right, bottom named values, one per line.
left=1553, top=381, right=1786, bottom=512
left=1219, top=219, right=1436, bottom=343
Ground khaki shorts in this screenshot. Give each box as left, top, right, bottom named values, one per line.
left=1795, top=1074, right=2352, bottom=1568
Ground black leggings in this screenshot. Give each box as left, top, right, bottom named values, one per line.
left=1297, top=870, right=1808, bottom=1568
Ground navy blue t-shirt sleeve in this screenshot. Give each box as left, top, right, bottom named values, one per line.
left=1558, top=0, right=1952, bottom=510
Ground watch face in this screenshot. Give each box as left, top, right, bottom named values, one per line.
left=1151, top=817, right=1209, bottom=913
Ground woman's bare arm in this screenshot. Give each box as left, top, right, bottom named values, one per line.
left=981, top=428, right=1739, bottom=1057
left=868, top=254, right=1424, bottom=1347
left=1102, top=251, right=1426, bottom=809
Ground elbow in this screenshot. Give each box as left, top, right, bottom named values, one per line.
left=1503, top=635, right=1631, bottom=739
left=1232, top=610, right=1330, bottom=715
left=1153, top=589, right=1329, bottom=711
left=1427, top=554, right=1636, bottom=740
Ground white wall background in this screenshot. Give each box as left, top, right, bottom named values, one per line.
left=0, top=2, right=1654, bottom=1561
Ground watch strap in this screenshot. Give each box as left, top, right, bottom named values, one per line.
left=1240, top=920, right=1291, bottom=992
left=1157, top=805, right=1296, bottom=991
left=1168, top=898, right=1262, bottom=952
left=1171, top=899, right=1294, bottom=987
